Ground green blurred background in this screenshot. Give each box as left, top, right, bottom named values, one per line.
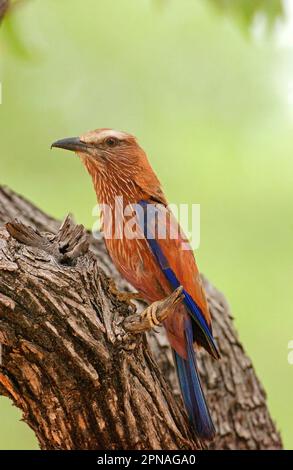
left=0, top=0, right=292, bottom=450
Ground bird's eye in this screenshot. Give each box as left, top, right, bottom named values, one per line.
left=105, top=137, right=119, bottom=147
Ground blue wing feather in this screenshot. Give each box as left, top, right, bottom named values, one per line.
left=138, top=200, right=220, bottom=359
left=137, top=200, right=217, bottom=440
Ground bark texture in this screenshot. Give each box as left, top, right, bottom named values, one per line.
left=0, top=186, right=282, bottom=450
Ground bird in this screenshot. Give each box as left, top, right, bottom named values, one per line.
left=52, top=128, right=220, bottom=440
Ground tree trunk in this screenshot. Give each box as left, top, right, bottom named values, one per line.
left=0, top=186, right=282, bottom=450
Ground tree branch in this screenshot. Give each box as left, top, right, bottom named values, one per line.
left=0, top=186, right=282, bottom=450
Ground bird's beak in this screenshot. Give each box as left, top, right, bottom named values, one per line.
left=51, top=137, right=89, bottom=153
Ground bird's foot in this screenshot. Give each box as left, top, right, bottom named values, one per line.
left=109, top=280, right=145, bottom=311
left=141, top=303, right=161, bottom=328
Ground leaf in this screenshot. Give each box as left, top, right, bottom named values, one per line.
left=0, top=0, right=9, bottom=24
left=1, top=9, right=31, bottom=59
left=208, top=0, right=284, bottom=28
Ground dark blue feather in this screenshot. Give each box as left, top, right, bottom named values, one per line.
left=173, top=317, right=216, bottom=440
left=137, top=200, right=219, bottom=359
left=137, top=200, right=217, bottom=439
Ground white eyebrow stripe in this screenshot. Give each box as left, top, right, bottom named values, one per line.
left=97, top=129, right=129, bottom=141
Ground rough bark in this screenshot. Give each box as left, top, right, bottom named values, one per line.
left=0, top=186, right=282, bottom=450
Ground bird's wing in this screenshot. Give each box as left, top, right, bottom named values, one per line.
left=137, top=199, right=220, bottom=359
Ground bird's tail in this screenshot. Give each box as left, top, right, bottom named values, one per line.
left=173, top=318, right=216, bottom=441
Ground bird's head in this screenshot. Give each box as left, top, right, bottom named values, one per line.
left=52, top=128, right=166, bottom=204
left=52, top=128, right=139, bottom=170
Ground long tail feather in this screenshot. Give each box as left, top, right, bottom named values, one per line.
left=173, top=318, right=216, bottom=441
